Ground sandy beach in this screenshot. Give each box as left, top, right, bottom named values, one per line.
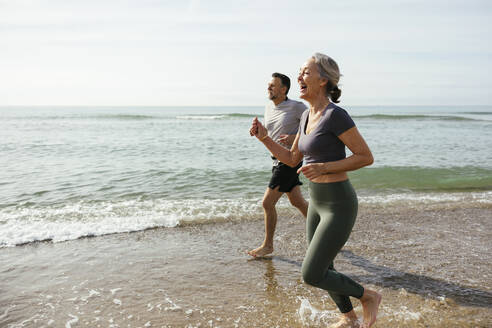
left=1, top=202, right=491, bottom=328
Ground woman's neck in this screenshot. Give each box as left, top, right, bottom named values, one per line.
left=309, top=95, right=331, bottom=113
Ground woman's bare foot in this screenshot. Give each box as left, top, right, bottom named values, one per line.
left=246, top=244, right=273, bottom=258
left=360, top=289, right=382, bottom=328
left=331, top=315, right=360, bottom=328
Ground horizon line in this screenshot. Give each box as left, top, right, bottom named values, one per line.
left=1, top=104, right=491, bottom=108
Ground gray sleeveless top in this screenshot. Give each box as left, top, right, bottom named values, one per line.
left=298, top=103, right=355, bottom=164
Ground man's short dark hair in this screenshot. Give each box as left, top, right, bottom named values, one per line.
left=272, top=72, right=290, bottom=96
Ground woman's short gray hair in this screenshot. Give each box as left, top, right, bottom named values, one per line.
left=312, top=52, right=342, bottom=101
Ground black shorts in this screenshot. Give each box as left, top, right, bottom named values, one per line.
left=268, top=161, right=303, bottom=192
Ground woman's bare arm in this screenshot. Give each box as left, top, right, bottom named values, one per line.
left=297, top=126, right=373, bottom=180
left=250, top=117, right=303, bottom=167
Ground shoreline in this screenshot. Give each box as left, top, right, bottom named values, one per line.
left=1, top=205, right=491, bottom=327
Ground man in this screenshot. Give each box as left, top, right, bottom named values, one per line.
left=247, top=72, right=309, bottom=258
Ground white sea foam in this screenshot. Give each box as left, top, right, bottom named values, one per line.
left=0, top=305, right=14, bottom=320
left=297, top=297, right=337, bottom=326
left=176, top=115, right=227, bottom=120
left=111, top=288, right=122, bottom=295
left=394, top=306, right=422, bottom=322
left=0, top=198, right=263, bottom=247
left=164, top=296, right=182, bottom=311
left=65, top=314, right=79, bottom=328
left=359, top=191, right=492, bottom=204
left=1, top=191, right=489, bottom=247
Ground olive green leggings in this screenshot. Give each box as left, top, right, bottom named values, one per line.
left=301, top=180, right=364, bottom=313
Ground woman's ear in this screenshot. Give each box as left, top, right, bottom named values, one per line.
left=319, top=78, right=329, bottom=89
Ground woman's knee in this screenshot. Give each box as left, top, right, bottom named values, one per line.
left=301, top=263, right=322, bottom=287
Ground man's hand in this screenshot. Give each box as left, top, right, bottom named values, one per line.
left=278, top=134, right=296, bottom=147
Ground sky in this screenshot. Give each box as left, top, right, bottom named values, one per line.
left=0, top=0, right=491, bottom=106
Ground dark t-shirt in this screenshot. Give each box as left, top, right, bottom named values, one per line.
left=298, top=103, right=355, bottom=164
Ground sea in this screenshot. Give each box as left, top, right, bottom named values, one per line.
left=0, top=105, right=491, bottom=248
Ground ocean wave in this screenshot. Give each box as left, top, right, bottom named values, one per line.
left=91, top=114, right=157, bottom=120
left=7, top=112, right=489, bottom=122
left=4, top=114, right=160, bottom=121
left=5, top=113, right=260, bottom=121
left=176, top=113, right=260, bottom=120
left=1, top=191, right=490, bottom=248
left=2, top=166, right=490, bottom=211
left=458, top=111, right=492, bottom=115
left=352, top=114, right=487, bottom=121
left=0, top=198, right=264, bottom=247
left=359, top=191, right=492, bottom=205
left=351, top=166, right=492, bottom=192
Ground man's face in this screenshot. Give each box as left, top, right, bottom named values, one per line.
left=267, top=77, right=286, bottom=101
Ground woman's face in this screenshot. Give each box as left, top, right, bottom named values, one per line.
left=298, top=57, right=326, bottom=101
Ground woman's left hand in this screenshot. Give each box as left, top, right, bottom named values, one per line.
left=297, top=163, right=326, bottom=181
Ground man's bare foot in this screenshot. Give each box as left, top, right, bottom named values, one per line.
left=246, top=245, right=273, bottom=258
left=331, top=316, right=360, bottom=328
left=360, top=289, right=382, bottom=328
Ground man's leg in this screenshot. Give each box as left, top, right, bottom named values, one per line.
left=286, top=185, right=308, bottom=218
left=247, top=186, right=283, bottom=257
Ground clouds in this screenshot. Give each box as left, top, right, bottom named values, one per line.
left=0, top=0, right=491, bottom=105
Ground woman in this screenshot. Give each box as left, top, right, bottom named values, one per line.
left=250, top=53, right=381, bottom=328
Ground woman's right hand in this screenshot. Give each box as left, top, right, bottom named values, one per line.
left=250, top=117, right=268, bottom=141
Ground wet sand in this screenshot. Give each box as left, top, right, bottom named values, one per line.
left=1, top=203, right=491, bottom=327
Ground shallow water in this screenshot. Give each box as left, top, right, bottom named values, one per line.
left=1, top=204, right=491, bottom=327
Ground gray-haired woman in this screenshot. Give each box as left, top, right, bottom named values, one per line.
left=250, top=53, right=381, bottom=328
